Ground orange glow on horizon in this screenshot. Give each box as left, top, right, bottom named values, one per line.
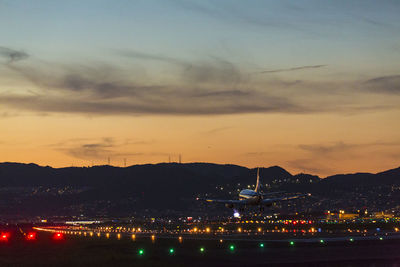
left=1, top=111, right=400, bottom=177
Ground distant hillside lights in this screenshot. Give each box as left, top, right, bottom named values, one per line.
left=325, top=210, right=394, bottom=220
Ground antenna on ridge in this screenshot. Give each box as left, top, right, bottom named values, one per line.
left=179, top=154, right=182, bottom=164
left=124, top=158, right=127, bottom=167
left=107, top=157, right=110, bottom=166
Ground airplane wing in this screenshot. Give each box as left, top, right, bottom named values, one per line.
left=261, top=193, right=310, bottom=205
left=196, top=198, right=248, bottom=205
left=261, top=191, right=285, bottom=196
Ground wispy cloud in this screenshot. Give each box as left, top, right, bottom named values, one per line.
left=0, top=46, right=399, bottom=117
left=298, top=141, right=355, bottom=154
left=118, top=50, right=186, bottom=66
left=299, top=141, right=400, bottom=155
left=119, top=50, right=245, bottom=85
left=0, top=46, right=29, bottom=63
left=289, top=141, right=400, bottom=176
left=0, top=46, right=307, bottom=116
left=53, top=137, right=157, bottom=161
left=364, top=75, right=400, bottom=94
left=65, top=138, right=115, bottom=159
left=0, top=111, right=19, bottom=118
left=259, top=65, right=326, bottom=74
left=202, top=126, right=233, bottom=135
left=170, top=0, right=307, bottom=32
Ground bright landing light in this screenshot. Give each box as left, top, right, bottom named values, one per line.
left=233, top=211, right=240, bottom=218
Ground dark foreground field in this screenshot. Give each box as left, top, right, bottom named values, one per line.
left=1, top=229, right=400, bottom=267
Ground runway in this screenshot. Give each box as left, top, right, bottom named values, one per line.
left=2, top=224, right=400, bottom=266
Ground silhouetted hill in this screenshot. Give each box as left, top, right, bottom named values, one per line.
left=317, top=167, right=400, bottom=191
left=0, top=162, right=399, bottom=218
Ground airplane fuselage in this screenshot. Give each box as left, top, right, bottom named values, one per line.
left=238, top=189, right=261, bottom=205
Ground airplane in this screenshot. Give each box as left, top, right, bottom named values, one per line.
left=197, top=168, right=310, bottom=217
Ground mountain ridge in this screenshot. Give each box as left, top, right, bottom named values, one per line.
left=1, top=162, right=400, bottom=217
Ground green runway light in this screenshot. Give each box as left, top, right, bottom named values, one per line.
left=229, top=245, right=235, bottom=251
left=350, top=238, right=354, bottom=242
left=169, top=248, right=175, bottom=254
left=259, top=243, right=264, bottom=248
left=320, top=239, right=324, bottom=243
left=290, top=241, right=294, bottom=246
left=200, top=247, right=205, bottom=252
left=379, top=237, right=383, bottom=240
left=138, top=249, right=144, bottom=255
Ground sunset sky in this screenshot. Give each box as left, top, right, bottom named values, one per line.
left=1, top=0, right=400, bottom=177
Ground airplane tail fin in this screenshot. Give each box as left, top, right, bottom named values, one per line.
left=255, top=167, right=261, bottom=192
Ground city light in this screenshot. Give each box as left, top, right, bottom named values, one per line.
left=131, top=234, right=136, bottom=240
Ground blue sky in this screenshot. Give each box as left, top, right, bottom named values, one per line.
left=1, top=0, right=400, bottom=75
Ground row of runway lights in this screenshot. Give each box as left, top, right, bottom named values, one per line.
left=0, top=231, right=64, bottom=242
left=62, top=226, right=399, bottom=235
left=30, top=227, right=386, bottom=254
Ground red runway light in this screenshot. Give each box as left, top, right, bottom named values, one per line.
left=53, top=232, right=64, bottom=240
left=0, top=232, right=10, bottom=241
left=26, top=232, right=37, bottom=241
